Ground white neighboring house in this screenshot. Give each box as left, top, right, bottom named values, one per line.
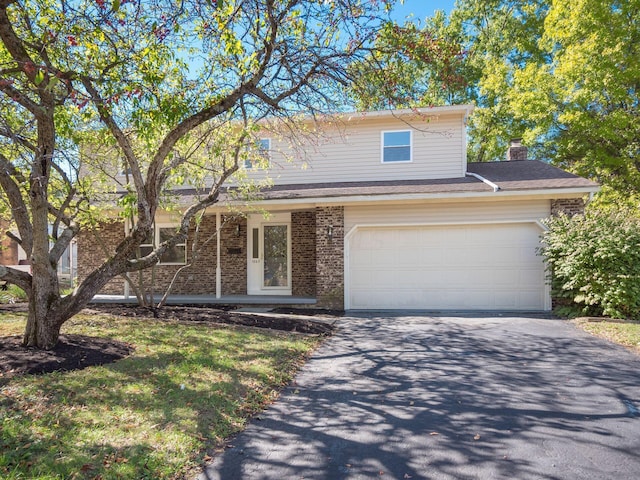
left=78, top=105, right=599, bottom=311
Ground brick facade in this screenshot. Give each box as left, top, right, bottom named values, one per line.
left=315, top=206, right=344, bottom=309
left=291, top=210, right=316, bottom=297
left=130, top=215, right=218, bottom=296
left=220, top=216, right=247, bottom=295
left=0, top=220, right=19, bottom=265
left=551, top=198, right=586, bottom=216
left=77, top=220, right=126, bottom=295
left=78, top=215, right=249, bottom=296
left=78, top=210, right=336, bottom=304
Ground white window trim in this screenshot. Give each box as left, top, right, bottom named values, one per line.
left=244, top=137, right=271, bottom=169
left=381, top=130, right=413, bottom=164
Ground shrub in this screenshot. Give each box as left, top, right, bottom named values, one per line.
left=539, top=210, right=640, bottom=319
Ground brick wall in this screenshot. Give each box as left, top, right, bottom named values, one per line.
left=76, top=220, right=126, bottom=295
left=292, top=210, right=316, bottom=297
left=0, top=238, right=18, bottom=265
left=220, top=216, right=247, bottom=295
left=77, top=215, right=249, bottom=297
left=315, top=206, right=344, bottom=309
left=131, top=215, right=218, bottom=295
left=0, top=220, right=19, bottom=265
left=551, top=198, right=585, bottom=216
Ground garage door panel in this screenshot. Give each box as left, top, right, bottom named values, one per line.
left=519, top=268, right=545, bottom=287
left=348, top=223, right=546, bottom=310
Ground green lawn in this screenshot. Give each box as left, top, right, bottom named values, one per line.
left=0, top=312, right=323, bottom=479
left=575, top=317, right=640, bottom=355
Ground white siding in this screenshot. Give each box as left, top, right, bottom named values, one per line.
left=344, top=200, right=551, bottom=232
left=344, top=199, right=552, bottom=311
left=347, top=223, right=548, bottom=310
left=245, top=112, right=466, bottom=185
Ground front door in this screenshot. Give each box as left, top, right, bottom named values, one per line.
left=247, top=213, right=292, bottom=295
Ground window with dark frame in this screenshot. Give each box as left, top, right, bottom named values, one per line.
left=138, top=225, right=186, bottom=265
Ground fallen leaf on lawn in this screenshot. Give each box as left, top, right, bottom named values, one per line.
left=203, top=455, right=213, bottom=462
left=473, top=434, right=481, bottom=440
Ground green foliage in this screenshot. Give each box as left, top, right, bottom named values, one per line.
left=504, top=0, right=640, bottom=193
left=0, top=0, right=396, bottom=346
left=354, top=0, right=640, bottom=186
left=0, top=284, right=27, bottom=304
left=540, top=210, right=640, bottom=319
left=351, top=11, right=474, bottom=110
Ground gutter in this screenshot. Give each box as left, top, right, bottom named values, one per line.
left=466, top=172, right=500, bottom=192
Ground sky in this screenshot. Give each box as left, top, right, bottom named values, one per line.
left=390, top=0, right=456, bottom=23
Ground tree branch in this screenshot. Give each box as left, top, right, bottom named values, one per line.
left=0, top=265, right=31, bottom=292
left=0, top=152, right=32, bottom=255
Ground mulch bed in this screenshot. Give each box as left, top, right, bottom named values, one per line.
left=0, top=334, right=134, bottom=379
left=0, top=303, right=336, bottom=380
left=86, top=304, right=338, bottom=334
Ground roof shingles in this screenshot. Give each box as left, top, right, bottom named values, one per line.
left=174, top=160, right=598, bottom=203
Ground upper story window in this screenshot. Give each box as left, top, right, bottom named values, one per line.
left=381, top=130, right=412, bottom=163
left=244, top=138, right=271, bottom=169
left=139, top=224, right=187, bottom=265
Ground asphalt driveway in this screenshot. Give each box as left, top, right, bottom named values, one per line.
left=198, top=313, right=640, bottom=480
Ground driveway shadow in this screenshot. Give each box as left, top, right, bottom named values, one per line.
left=198, top=314, right=640, bottom=480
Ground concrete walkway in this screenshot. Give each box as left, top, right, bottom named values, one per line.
left=197, top=313, right=640, bottom=480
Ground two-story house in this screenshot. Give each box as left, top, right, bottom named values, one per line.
left=77, top=105, right=598, bottom=311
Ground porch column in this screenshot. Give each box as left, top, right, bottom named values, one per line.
left=216, top=212, right=221, bottom=299
left=315, top=206, right=345, bottom=309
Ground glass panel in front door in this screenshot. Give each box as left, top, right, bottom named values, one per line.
left=263, top=225, right=288, bottom=287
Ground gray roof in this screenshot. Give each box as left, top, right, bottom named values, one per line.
left=173, top=160, right=598, bottom=204
left=252, top=160, right=597, bottom=200
left=467, top=160, right=598, bottom=191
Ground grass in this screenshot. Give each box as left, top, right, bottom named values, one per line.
left=0, top=285, right=28, bottom=304
left=0, top=312, right=323, bottom=479
left=575, top=317, right=640, bottom=354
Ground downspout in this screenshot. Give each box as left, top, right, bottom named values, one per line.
left=466, top=172, right=500, bottom=192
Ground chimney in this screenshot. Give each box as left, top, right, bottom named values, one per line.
left=507, top=138, right=528, bottom=161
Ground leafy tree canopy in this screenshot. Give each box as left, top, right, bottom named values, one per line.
left=352, top=0, right=640, bottom=198
left=0, top=0, right=396, bottom=348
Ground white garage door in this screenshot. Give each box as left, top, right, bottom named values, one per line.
left=347, top=223, right=547, bottom=310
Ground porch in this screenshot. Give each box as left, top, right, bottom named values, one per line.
left=78, top=206, right=345, bottom=310
left=90, top=294, right=317, bottom=307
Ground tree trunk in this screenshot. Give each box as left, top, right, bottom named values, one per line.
left=22, top=269, right=64, bottom=350
left=23, top=305, right=63, bottom=350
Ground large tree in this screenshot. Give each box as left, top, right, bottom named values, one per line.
left=0, top=0, right=394, bottom=349
left=507, top=0, right=640, bottom=196
left=353, top=0, right=640, bottom=194
left=351, top=0, right=550, bottom=162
